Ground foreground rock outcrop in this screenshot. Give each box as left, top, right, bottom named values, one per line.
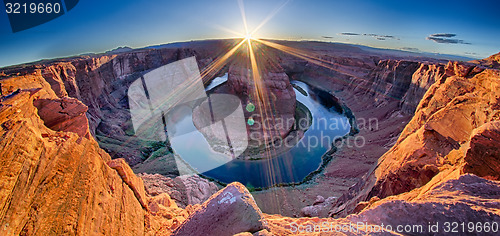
left=173, top=182, right=267, bottom=236
left=354, top=173, right=500, bottom=231
left=139, top=173, right=219, bottom=208
left=0, top=90, right=188, bottom=235
left=0, top=90, right=145, bottom=235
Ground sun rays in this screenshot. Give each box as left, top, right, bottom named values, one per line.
left=133, top=0, right=388, bottom=214
left=197, top=0, right=391, bottom=205
left=132, top=0, right=413, bottom=206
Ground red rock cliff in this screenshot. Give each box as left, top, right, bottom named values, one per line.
left=365, top=62, right=499, bottom=201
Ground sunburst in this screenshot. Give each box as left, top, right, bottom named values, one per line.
left=244, top=34, right=253, bottom=41
left=202, top=0, right=399, bottom=209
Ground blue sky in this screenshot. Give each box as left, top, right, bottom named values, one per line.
left=1, top=0, right=499, bottom=67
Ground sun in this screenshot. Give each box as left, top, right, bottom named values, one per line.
left=244, top=34, right=253, bottom=41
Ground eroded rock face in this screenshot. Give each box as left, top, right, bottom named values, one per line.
left=139, top=173, right=219, bottom=208
left=301, top=57, right=445, bottom=116
left=444, top=60, right=484, bottom=78
left=368, top=60, right=421, bottom=104
left=34, top=96, right=91, bottom=139
left=0, top=89, right=189, bottom=235
left=462, top=121, right=500, bottom=180
left=0, top=90, right=145, bottom=235
left=108, top=158, right=149, bottom=208
left=227, top=62, right=296, bottom=143
left=172, top=182, right=267, bottom=236
left=0, top=42, right=227, bottom=165
left=400, top=63, right=447, bottom=114
left=367, top=67, right=499, bottom=199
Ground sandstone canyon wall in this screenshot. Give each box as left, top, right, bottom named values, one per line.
left=0, top=41, right=235, bottom=168
left=0, top=89, right=174, bottom=235
left=326, top=60, right=500, bottom=219
left=0, top=83, right=205, bottom=235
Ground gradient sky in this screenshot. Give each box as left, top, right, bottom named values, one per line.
left=1, top=0, right=499, bottom=67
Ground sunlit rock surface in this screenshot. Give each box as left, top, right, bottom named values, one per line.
left=369, top=66, right=497, bottom=199
left=0, top=89, right=188, bottom=235
left=172, top=182, right=267, bottom=236
left=0, top=90, right=145, bottom=235
left=139, top=173, right=219, bottom=208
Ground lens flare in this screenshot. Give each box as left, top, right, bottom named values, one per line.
left=245, top=34, right=253, bottom=41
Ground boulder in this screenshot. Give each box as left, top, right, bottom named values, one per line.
left=172, top=182, right=267, bottom=236
left=139, top=173, right=219, bottom=208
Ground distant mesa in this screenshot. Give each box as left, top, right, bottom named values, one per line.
left=105, top=46, right=134, bottom=54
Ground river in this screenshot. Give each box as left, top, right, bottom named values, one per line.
left=168, top=76, right=350, bottom=188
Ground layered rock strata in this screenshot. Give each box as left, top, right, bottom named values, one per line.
left=227, top=61, right=296, bottom=144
